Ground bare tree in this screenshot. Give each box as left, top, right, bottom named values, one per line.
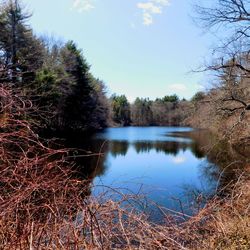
left=196, top=0, right=250, bottom=42
left=194, top=0, right=250, bottom=141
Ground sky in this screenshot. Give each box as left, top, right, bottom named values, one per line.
left=24, top=0, right=215, bottom=102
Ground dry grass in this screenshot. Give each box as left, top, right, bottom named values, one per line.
left=186, top=175, right=250, bottom=250
left=0, top=84, right=249, bottom=249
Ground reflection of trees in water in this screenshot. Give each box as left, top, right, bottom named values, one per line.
left=68, top=139, right=197, bottom=180
left=75, top=140, right=130, bottom=179
left=106, top=139, right=206, bottom=157
left=180, top=144, right=248, bottom=211
left=109, top=140, right=129, bottom=157
left=61, top=138, right=109, bottom=180
left=133, top=141, right=189, bottom=156
left=190, top=142, right=205, bottom=159
left=203, top=146, right=247, bottom=192
left=184, top=130, right=249, bottom=192
left=132, top=140, right=208, bottom=159
left=161, top=130, right=249, bottom=198
left=65, top=130, right=249, bottom=195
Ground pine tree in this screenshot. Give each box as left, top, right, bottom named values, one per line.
left=0, top=0, right=44, bottom=82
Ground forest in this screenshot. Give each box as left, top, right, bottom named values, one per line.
left=0, top=0, right=249, bottom=249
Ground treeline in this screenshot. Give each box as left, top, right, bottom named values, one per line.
left=110, top=94, right=193, bottom=126
left=0, top=0, right=109, bottom=134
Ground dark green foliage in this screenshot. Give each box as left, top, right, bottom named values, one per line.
left=0, top=0, right=44, bottom=81
left=59, top=41, right=95, bottom=131
left=0, top=0, right=109, bottom=133
left=111, top=94, right=131, bottom=126
left=90, top=78, right=109, bottom=129
left=162, top=94, right=179, bottom=103
left=32, top=41, right=109, bottom=132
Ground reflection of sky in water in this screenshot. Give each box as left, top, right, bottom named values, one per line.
left=93, top=127, right=218, bottom=217
left=95, top=126, right=193, bottom=143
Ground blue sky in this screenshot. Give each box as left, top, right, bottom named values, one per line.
left=24, top=0, right=215, bottom=101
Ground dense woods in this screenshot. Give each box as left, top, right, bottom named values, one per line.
left=0, top=0, right=109, bottom=134
left=110, top=94, right=192, bottom=126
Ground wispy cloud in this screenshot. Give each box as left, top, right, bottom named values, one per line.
left=137, top=2, right=162, bottom=14
left=70, top=0, right=170, bottom=26
left=137, top=0, right=170, bottom=25
left=72, top=0, right=95, bottom=12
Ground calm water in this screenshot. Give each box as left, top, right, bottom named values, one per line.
left=85, top=127, right=220, bottom=219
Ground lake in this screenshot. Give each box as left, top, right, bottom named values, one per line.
left=78, top=127, right=221, bottom=220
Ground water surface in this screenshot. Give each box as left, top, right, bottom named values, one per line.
left=88, top=127, right=219, bottom=219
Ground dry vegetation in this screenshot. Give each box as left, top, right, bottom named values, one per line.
left=0, top=84, right=249, bottom=249
left=186, top=84, right=250, bottom=149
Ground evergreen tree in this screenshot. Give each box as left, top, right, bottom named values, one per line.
left=111, top=95, right=131, bottom=126
left=0, top=0, right=44, bottom=82
left=34, top=40, right=109, bottom=132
